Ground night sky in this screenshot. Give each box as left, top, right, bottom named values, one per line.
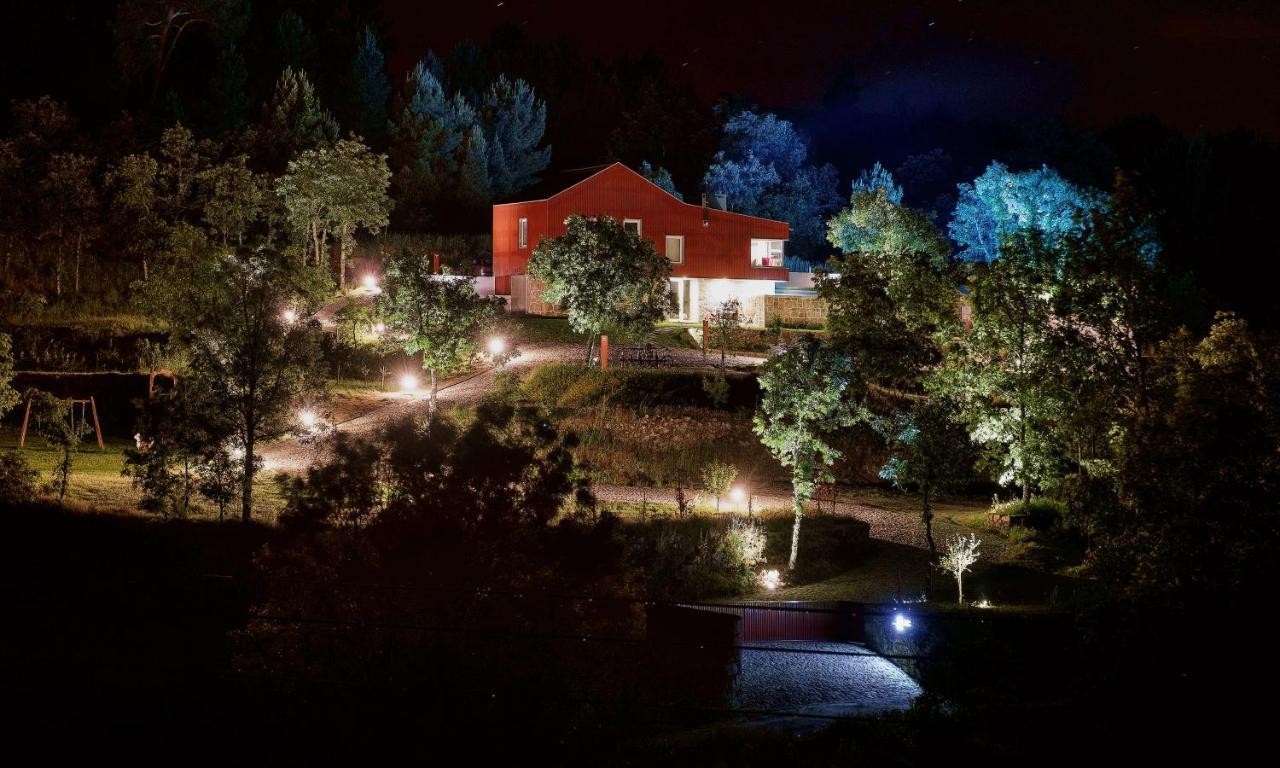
left=383, top=0, right=1280, bottom=139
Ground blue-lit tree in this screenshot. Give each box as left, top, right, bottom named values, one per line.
left=350, top=26, right=391, bottom=143
left=480, top=75, right=551, bottom=198
left=704, top=111, right=839, bottom=263
left=948, top=162, right=1102, bottom=263
left=641, top=161, right=681, bottom=200
left=851, top=161, right=903, bottom=205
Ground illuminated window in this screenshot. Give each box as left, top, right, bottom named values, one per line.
left=623, top=219, right=642, bottom=237
left=518, top=218, right=528, bottom=249
left=665, top=235, right=684, bottom=264
left=751, top=239, right=785, bottom=267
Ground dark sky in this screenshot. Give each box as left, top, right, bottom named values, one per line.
left=383, top=0, right=1280, bottom=139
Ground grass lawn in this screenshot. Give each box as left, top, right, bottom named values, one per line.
left=1, top=427, right=287, bottom=522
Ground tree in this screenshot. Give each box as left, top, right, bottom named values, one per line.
left=0, top=332, right=18, bottom=417
left=145, top=250, right=327, bottom=521
left=257, top=67, right=339, bottom=169
left=199, top=155, right=265, bottom=246
left=754, top=336, right=867, bottom=569
left=932, top=234, right=1065, bottom=503
left=480, top=75, right=551, bottom=198
left=38, top=153, right=98, bottom=295
left=821, top=167, right=957, bottom=394
left=880, top=397, right=977, bottom=559
left=527, top=215, right=675, bottom=363
left=105, top=152, right=166, bottom=280
left=112, top=1, right=231, bottom=111
left=0, top=451, right=38, bottom=506
left=276, top=138, right=392, bottom=287
left=350, top=26, right=391, bottom=145
left=704, top=110, right=840, bottom=263
left=701, top=460, right=737, bottom=515
left=35, top=394, right=92, bottom=505
left=939, top=533, right=981, bottom=604
left=275, top=9, right=317, bottom=74
left=205, top=44, right=251, bottom=133
left=640, top=161, right=681, bottom=200
left=381, top=256, right=509, bottom=415
left=949, top=162, right=1101, bottom=264
left=708, top=298, right=742, bottom=369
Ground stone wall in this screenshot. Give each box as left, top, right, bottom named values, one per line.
left=763, top=294, right=827, bottom=328
left=524, top=276, right=567, bottom=317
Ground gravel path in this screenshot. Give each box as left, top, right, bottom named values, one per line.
left=736, top=641, right=921, bottom=725
left=260, top=341, right=763, bottom=473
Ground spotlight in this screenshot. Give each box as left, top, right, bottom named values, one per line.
left=298, top=410, right=317, bottom=430
left=362, top=273, right=378, bottom=290
left=892, top=613, right=913, bottom=633
left=282, top=309, right=297, bottom=324
left=730, top=487, right=745, bottom=502
left=487, top=336, right=506, bottom=356
left=399, top=373, right=419, bottom=392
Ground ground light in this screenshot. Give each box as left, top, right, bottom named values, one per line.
left=487, top=336, right=506, bottom=356
left=373, top=322, right=385, bottom=335
left=758, top=569, right=782, bottom=591
left=362, top=274, right=379, bottom=291
left=730, top=487, right=745, bottom=503
left=399, top=373, right=419, bottom=392
left=893, top=613, right=913, bottom=633
left=298, top=410, right=318, bottom=430
left=281, top=309, right=297, bottom=324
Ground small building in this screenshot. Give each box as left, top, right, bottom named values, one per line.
left=493, top=163, right=825, bottom=327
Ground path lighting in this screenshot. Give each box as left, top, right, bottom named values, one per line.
left=487, top=336, right=506, bottom=356
left=373, top=322, right=386, bottom=335
left=399, top=373, right=419, bottom=392
left=893, top=613, right=913, bottom=633
left=730, top=487, right=745, bottom=503
left=362, top=273, right=379, bottom=291
left=298, top=409, right=318, bottom=430
left=759, top=569, right=782, bottom=591
left=282, top=309, right=297, bottom=324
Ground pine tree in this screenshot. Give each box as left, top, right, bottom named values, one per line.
left=350, top=26, right=391, bottom=144
left=258, top=67, right=339, bottom=170
left=481, top=75, right=550, bottom=198
left=276, top=9, right=318, bottom=75
left=459, top=125, right=491, bottom=205
left=206, top=44, right=251, bottom=133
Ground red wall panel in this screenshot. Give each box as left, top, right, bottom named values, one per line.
left=492, top=164, right=790, bottom=291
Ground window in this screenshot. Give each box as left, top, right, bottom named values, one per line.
left=664, top=235, right=684, bottom=264
left=623, top=218, right=642, bottom=237
left=751, top=239, right=785, bottom=267
left=518, top=218, right=528, bottom=249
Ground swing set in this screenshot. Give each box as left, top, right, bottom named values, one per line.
left=17, top=394, right=105, bottom=451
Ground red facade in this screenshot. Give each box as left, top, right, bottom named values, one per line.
left=492, top=163, right=789, bottom=295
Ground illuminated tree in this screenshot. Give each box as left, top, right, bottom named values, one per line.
left=480, top=75, right=551, bottom=198
left=527, top=215, right=674, bottom=363
left=258, top=67, right=339, bottom=169
left=704, top=110, right=839, bottom=262
left=754, top=336, right=867, bottom=569
left=939, top=533, right=981, bottom=604
left=38, top=153, right=99, bottom=295
left=948, top=162, right=1101, bottom=264
left=701, top=460, right=737, bottom=515
left=381, top=254, right=509, bottom=415
left=708, top=298, right=742, bottom=369
left=641, top=161, right=681, bottom=200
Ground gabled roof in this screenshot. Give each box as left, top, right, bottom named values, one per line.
left=493, top=162, right=789, bottom=228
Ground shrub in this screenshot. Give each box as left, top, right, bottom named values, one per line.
left=0, top=451, right=39, bottom=505
left=626, top=517, right=767, bottom=600
left=522, top=362, right=758, bottom=411
left=990, top=498, right=1066, bottom=531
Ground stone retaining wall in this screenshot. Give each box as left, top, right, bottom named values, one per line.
left=763, top=294, right=827, bottom=328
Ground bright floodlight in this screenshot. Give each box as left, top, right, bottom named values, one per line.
left=487, top=336, right=506, bottom=355
left=399, top=373, right=419, bottom=392
left=759, top=569, right=782, bottom=591
left=282, top=309, right=297, bottom=324
left=298, top=409, right=318, bottom=429
left=730, top=487, right=745, bottom=502
left=893, top=613, right=913, bottom=633
left=362, top=273, right=378, bottom=290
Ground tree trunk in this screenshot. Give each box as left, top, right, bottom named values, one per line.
left=74, top=233, right=83, bottom=294
left=241, top=430, right=255, bottom=522
left=922, top=487, right=936, bottom=560
left=585, top=334, right=598, bottom=366
left=339, top=225, right=350, bottom=292
left=957, top=572, right=964, bottom=605
left=788, top=491, right=804, bottom=570
left=429, top=369, right=438, bottom=417
left=1019, top=401, right=1030, bottom=503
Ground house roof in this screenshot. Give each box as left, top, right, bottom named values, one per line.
left=494, top=162, right=789, bottom=228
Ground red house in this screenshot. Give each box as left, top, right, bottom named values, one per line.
left=493, top=162, right=793, bottom=324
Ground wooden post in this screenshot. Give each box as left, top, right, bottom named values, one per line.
left=90, top=396, right=104, bottom=450
left=701, top=317, right=710, bottom=355
left=433, top=252, right=440, bottom=274
left=18, top=397, right=33, bottom=449
left=600, top=335, right=609, bottom=370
